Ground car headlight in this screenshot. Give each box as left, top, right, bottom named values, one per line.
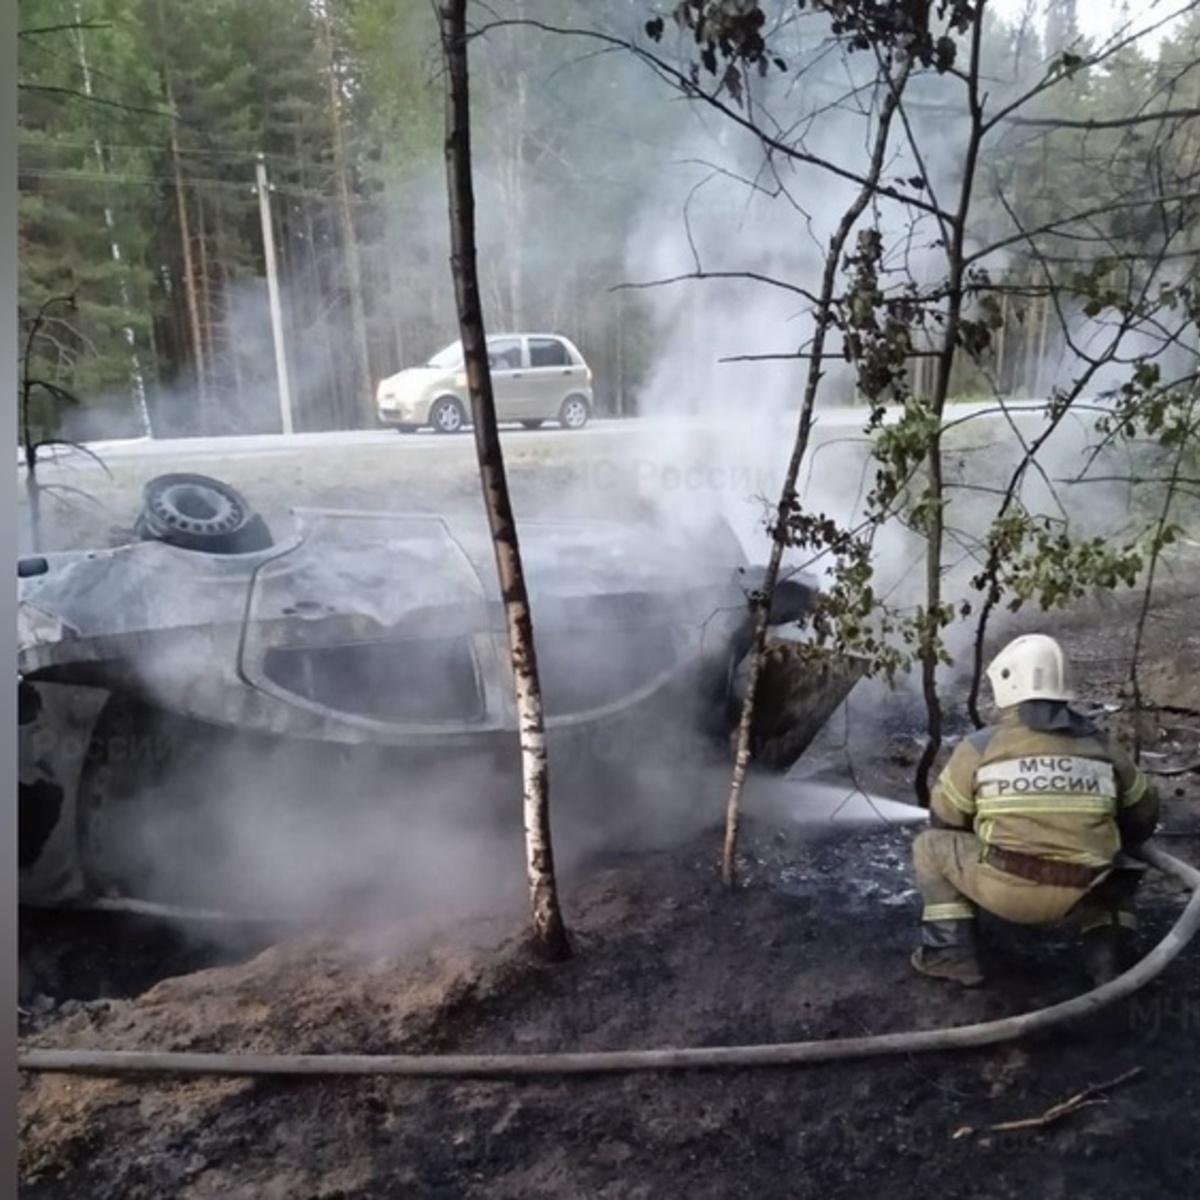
left=377, top=389, right=412, bottom=417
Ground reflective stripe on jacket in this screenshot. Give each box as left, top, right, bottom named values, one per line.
left=930, top=708, right=1159, bottom=869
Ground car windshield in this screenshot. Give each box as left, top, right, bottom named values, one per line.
left=424, top=337, right=523, bottom=371
left=425, top=342, right=464, bottom=370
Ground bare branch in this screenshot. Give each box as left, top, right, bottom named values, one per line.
left=33, top=440, right=115, bottom=478
left=18, top=22, right=111, bottom=38
left=1008, top=107, right=1200, bottom=131
left=470, top=16, right=953, bottom=223
left=17, top=83, right=174, bottom=121
left=611, top=269, right=821, bottom=308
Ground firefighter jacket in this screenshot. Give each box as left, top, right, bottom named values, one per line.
left=930, top=702, right=1160, bottom=869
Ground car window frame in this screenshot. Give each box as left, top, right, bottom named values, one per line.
left=485, top=336, right=525, bottom=372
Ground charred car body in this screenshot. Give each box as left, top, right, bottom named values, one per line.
left=19, top=474, right=864, bottom=918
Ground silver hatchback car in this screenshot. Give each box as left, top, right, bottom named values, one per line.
left=376, top=332, right=594, bottom=433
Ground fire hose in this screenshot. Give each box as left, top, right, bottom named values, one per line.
left=18, top=842, right=1199, bottom=1081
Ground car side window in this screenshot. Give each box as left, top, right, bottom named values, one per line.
left=262, top=637, right=485, bottom=723
left=529, top=337, right=571, bottom=368
left=487, top=338, right=523, bottom=370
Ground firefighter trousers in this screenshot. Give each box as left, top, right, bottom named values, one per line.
left=911, top=829, right=1137, bottom=932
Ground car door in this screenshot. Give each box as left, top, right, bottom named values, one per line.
left=525, top=336, right=581, bottom=419
left=485, top=336, right=526, bottom=423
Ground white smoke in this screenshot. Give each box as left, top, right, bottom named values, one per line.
left=22, top=7, right=1196, bottom=945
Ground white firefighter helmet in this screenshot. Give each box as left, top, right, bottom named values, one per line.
left=986, top=633, right=1074, bottom=708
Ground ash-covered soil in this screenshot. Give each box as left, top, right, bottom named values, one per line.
left=17, top=815, right=1200, bottom=1200
left=17, top=453, right=1200, bottom=1199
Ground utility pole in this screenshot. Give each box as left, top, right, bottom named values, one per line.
left=255, top=153, right=294, bottom=434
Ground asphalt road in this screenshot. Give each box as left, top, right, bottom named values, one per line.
left=23, top=418, right=643, bottom=469
left=20, top=399, right=1062, bottom=471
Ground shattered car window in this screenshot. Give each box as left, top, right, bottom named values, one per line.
left=262, top=636, right=484, bottom=723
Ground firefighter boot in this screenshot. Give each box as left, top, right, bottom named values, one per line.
left=1082, top=923, right=1137, bottom=987
left=910, top=919, right=985, bottom=987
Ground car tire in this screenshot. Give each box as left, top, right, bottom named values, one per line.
left=558, top=395, right=590, bottom=430
left=429, top=396, right=466, bottom=434
left=520, top=419, right=544, bottom=430
left=134, top=472, right=274, bottom=554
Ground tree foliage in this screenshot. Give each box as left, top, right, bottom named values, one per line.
left=630, top=0, right=1200, bottom=827
left=18, top=0, right=669, bottom=435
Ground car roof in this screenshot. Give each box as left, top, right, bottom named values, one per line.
left=487, top=332, right=577, bottom=342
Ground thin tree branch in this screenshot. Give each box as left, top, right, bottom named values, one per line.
left=1008, top=106, right=1200, bottom=131
left=17, top=83, right=175, bottom=120
left=469, top=17, right=953, bottom=223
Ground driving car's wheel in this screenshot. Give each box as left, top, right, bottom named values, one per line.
left=521, top=419, right=544, bottom=430
left=135, top=472, right=274, bottom=554
left=429, top=396, right=466, bottom=434
left=558, top=395, right=590, bottom=430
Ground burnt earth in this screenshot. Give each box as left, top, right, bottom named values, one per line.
left=17, top=814, right=1200, bottom=1200
left=17, top=487, right=1200, bottom=1198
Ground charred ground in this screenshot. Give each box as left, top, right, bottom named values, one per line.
left=17, top=460, right=1200, bottom=1199
left=16, top=819, right=1200, bottom=1200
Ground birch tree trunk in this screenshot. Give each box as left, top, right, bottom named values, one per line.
left=506, top=64, right=527, bottom=329
left=196, top=194, right=213, bottom=423
left=990, top=292, right=1005, bottom=395
left=438, top=0, right=571, bottom=962
left=319, top=2, right=374, bottom=428
left=1034, top=292, right=1051, bottom=397
left=73, top=2, right=151, bottom=436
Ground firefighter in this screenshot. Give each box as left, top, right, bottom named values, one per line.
left=910, top=633, right=1160, bottom=988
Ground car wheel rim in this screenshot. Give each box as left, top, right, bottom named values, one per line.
left=141, top=474, right=247, bottom=536
left=435, top=403, right=461, bottom=432
left=563, top=400, right=587, bottom=427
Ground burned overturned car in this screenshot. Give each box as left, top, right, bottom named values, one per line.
left=19, top=474, right=864, bottom=920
